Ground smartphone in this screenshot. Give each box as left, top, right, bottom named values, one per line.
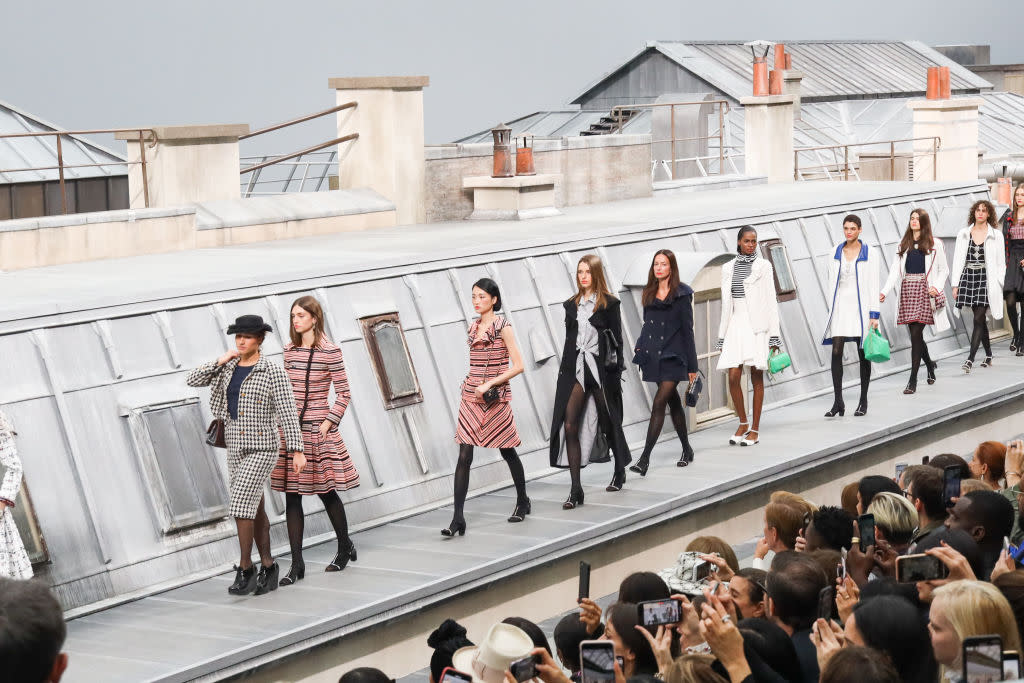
left=1003, top=650, right=1021, bottom=680
left=963, top=634, right=1002, bottom=683
left=944, top=465, right=962, bottom=508
left=817, top=586, right=836, bottom=621
left=579, top=640, right=616, bottom=683
left=509, top=655, right=538, bottom=683
left=895, top=462, right=908, bottom=482
left=896, top=553, right=950, bottom=583
left=858, top=514, right=875, bottom=552
left=836, top=560, right=847, bottom=583
left=578, top=561, right=591, bottom=602
left=440, top=668, right=474, bottom=683
left=691, top=560, right=711, bottom=583
left=637, top=598, right=683, bottom=627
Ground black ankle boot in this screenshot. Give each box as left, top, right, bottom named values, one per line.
left=563, top=487, right=584, bottom=509
left=254, top=561, right=279, bottom=595
left=854, top=398, right=868, bottom=417
left=629, top=454, right=650, bottom=477
left=326, top=540, right=357, bottom=571
left=677, top=443, right=695, bottom=467
left=606, top=470, right=626, bottom=492
left=280, top=560, right=304, bottom=586
left=926, top=360, right=937, bottom=384
left=824, top=400, right=845, bottom=418
left=228, top=565, right=258, bottom=595
left=508, top=498, right=531, bottom=523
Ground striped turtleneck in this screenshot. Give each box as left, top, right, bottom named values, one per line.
left=730, top=253, right=757, bottom=298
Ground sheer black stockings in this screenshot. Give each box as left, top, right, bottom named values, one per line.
left=907, top=322, right=933, bottom=382
left=1006, top=292, right=1021, bottom=340
left=967, top=305, right=991, bottom=361
left=451, top=444, right=525, bottom=523
left=284, top=490, right=351, bottom=567
left=638, top=381, right=689, bottom=461
left=829, top=339, right=871, bottom=405
left=235, top=497, right=272, bottom=569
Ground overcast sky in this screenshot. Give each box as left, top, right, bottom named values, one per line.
left=1, top=0, right=1019, bottom=155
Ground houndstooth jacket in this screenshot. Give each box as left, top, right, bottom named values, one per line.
left=187, top=356, right=304, bottom=454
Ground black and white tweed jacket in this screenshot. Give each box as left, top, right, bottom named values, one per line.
left=186, top=356, right=304, bottom=454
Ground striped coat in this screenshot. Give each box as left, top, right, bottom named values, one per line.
left=455, top=316, right=521, bottom=448
left=271, top=340, right=360, bottom=494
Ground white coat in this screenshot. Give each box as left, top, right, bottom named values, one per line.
left=718, top=257, right=781, bottom=340
left=822, top=241, right=881, bottom=346
left=950, top=224, right=1006, bottom=320
left=880, top=238, right=950, bottom=333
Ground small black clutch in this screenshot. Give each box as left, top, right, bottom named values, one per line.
left=482, top=386, right=500, bottom=405
left=685, top=372, right=705, bottom=408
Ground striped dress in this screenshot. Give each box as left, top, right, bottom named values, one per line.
left=455, top=316, right=522, bottom=448
left=271, top=340, right=360, bottom=495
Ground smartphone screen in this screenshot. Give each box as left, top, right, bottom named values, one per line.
left=963, top=635, right=1002, bottom=683
left=1003, top=651, right=1021, bottom=680
left=440, top=668, right=474, bottom=683
left=817, top=586, right=835, bottom=621
left=858, top=514, right=875, bottom=552
left=580, top=640, right=616, bottom=683
left=637, top=598, right=682, bottom=627
left=836, top=560, right=846, bottom=583
left=944, top=465, right=962, bottom=508
left=578, top=561, right=591, bottom=602
left=692, top=560, right=711, bottom=582
left=509, top=655, right=538, bottom=683
left=895, top=463, right=908, bottom=482
left=896, top=553, right=950, bottom=583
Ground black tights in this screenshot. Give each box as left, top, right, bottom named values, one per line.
left=564, top=375, right=615, bottom=491
left=235, top=497, right=272, bottom=569
left=285, top=491, right=350, bottom=567
left=830, top=339, right=870, bottom=406
left=1006, top=292, right=1022, bottom=341
left=967, top=305, right=992, bottom=361
left=452, top=444, right=526, bottom=523
left=638, top=381, right=690, bottom=461
left=907, top=322, right=934, bottom=383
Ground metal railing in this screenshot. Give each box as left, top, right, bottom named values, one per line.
left=238, top=151, right=337, bottom=196
left=794, top=137, right=942, bottom=181
left=0, top=128, right=157, bottom=213
left=610, top=100, right=732, bottom=180
left=239, top=102, right=358, bottom=198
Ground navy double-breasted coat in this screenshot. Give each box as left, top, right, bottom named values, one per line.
left=632, top=284, right=699, bottom=382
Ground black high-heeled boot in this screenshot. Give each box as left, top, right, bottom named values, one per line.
left=629, top=453, right=650, bottom=477
left=228, top=565, right=258, bottom=595
left=441, top=519, right=467, bottom=537
left=677, top=443, right=695, bottom=467
left=854, top=398, right=868, bottom=417
left=326, top=540, right=357, bottom=571
left=824, top=400, right=845, bottom=418
left=507, top=498, right=531, bottom=523
left=280, top=560, right=305, bottom=586
left=926, top=360, right=937, bottom=385
left=563, top=487, right=585, bottom=510
left=606, top=470, right=625, bottom=492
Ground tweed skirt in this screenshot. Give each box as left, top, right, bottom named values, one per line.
left=897, top=274, right=935, bottom=325
left=272, top=422, right=360, bottom=495
left=455, top=397, right=521, bottom=449
left=955, top=266, right=989, bottom=309
left=224, top=422, right=277, bottom=519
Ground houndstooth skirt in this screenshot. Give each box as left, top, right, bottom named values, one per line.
left=897, top=274, right=935, bottom=325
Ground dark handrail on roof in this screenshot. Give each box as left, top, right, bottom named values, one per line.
left=794, top=136, right=942, bottom=181
left=239, top=101, right=357, bottom=140
left=0, top=128, right=157, bottom=213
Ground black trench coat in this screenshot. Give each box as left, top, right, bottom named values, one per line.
left=548, top=295, right=632, bottom=471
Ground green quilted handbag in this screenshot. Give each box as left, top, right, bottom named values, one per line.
left=768, top=348, right=791, bottom=375
left=863, top=327, right=891, bottom=363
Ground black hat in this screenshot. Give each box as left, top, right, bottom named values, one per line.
left=226, top=315, right=273, bottom=336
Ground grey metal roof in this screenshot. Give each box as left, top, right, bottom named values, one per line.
left=571, top=40, right=993, bottom=105
left=0, top=98, right=126, bottom=184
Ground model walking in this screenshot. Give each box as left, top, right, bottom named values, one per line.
left=880, top=208, right=949, bottom=394
left=716, top=226, right=782, bottom=446
left=629, top=249, right=698, bottom=473
left=271, top=296, right=360, bottom=586
left=0, top=411, right=32, bottom=579
left=952, top=200, right=1005, bottom=372
left=549, top=255, right=631, bottom=509
left=186, top=315, right=304, bottom=596
left=443, top=278, right=529, bottom=536
left=821, top=214, right=881, bottom=417
left=1002, top=183, right=1024, bottom=356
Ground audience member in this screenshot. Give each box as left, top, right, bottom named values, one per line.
left=866, top=491, right=917, bottom=552
left=553, top=613, right=588, bottom=682
left=734, top=618, right=803, bottom=682
left=605, top=603, right=660, bottom=678
left=840, top=482, right=859, bottom=520
left=618, top=572, right=671, bottom=603
left=685, top=537, right=739, bottom=574
left=846, top=595, right=937, bottom=683
left=427, top=618, right=473, bottom=683
left=806, top=549, right=841, bottom=589
left=339, top=668, right=394, bottom=683
left=902, top=465, right=947, bottom=549
left=766, top=552, right=829, bottom=683
left=753, top=501, right=804, bottom=569
left=929, top=580, right=1021, bottom=680
left=959, top=478, right=993, bottom=495
left=992, top=570, right=1024, bottom=650
left=0, top=577, right=69, bottom=683
left=502, top=617, right=551, bottom=656
left=769, top=491, right=817, bottom=516
left=969, top=440, right=1007, bottom=489
left=856, top=475, right=901, bottom=514
left=661, top=654, right=725, bottom=683
left=819, top=646, right=900, bottom=683
left=928, top=453, right=971, bottom=480
left=913, top=527, right=984, bottom=604
left=946, top=489, right=1014, bottom=579
left=802, top=506, right=853, bottom=552
left=727, top=568, right=767, bottom=619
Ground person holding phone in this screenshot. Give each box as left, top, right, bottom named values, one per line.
left=550, top=254, right=632, bottom=508
left=186, top=314, right=304, bottom=596
left=443, top=279, right=529, bottom=537
left=1001, top=182, right=1024, bottom=355
left=880, top=208, right=949, bottom=395
left=427, top=619, right=474, bottom=683
left=716, top=226, right=782, bottom=447
left=630, top=249, right=698, bottom=474
left=602, top=603, right=661, bottom=678
left=822, top=214, right=881, bottom=417
left=929, top=581, right=1021, bottom=681
left=951, top=200, right=1005, bottom=372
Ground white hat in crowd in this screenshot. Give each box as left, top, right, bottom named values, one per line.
left=451, top=623, right=534, bottom=683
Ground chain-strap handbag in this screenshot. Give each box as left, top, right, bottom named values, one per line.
left=206, top=419, right=226, bottom=448
left=474, top=324, right=503, bottom=406
left=685, top=370, right=705, bottom=408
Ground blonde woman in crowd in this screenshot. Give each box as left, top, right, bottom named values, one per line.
left=929, top=580, right=1021, bottom=680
